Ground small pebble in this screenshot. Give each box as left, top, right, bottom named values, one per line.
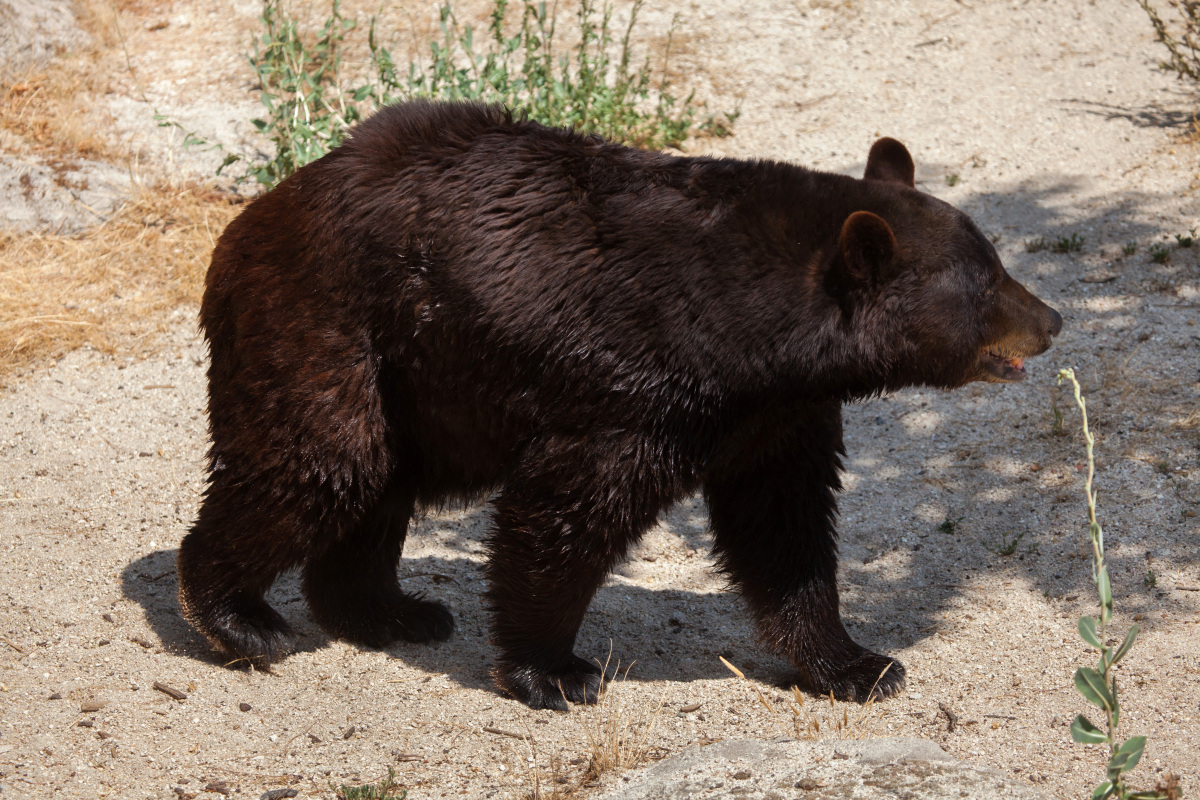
left=48, top=692, right=62, bottom=700
left=239, top=702, right=252, bottom=712
left=732, top=770, right=751, bottom=780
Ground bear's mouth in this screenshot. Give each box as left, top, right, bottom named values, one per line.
left=981, top=349, right=1027, bottom=382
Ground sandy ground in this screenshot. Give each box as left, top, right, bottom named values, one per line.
left=1, top=0, right=1199, bottom=798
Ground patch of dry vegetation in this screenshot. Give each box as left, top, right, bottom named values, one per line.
left=0, top=184, right=240, bottom=385
left=578, top=666, right=665, bottom=784
left=0, top=1, right=241, bottom=385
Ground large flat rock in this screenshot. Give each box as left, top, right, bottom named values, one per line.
left=596, top=738, right=1047, bottom=800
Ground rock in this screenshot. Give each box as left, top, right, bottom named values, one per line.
left=0, top=154, right=131, bottom=233
left=593, top=738, right=1047, bottom=800
left=0, top=0, right=87, bottom=76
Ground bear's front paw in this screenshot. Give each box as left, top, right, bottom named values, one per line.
left=801, top=650, right=905, bottom=703
left=496, top=655, right=605, bottom=711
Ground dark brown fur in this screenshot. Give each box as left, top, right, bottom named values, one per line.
left=178, top=101, right=1062, bottom=710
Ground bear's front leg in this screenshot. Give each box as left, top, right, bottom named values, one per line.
left=703, top=402, right=905, bottom=702
left=486, top=437, right=672, bottom=710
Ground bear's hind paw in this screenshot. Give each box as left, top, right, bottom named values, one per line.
left=205, top=604, right=298, bottom=669
left=385, top=597, right=455, bottom=644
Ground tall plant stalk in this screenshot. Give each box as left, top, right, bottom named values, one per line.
left=1057, top=368, right=1166, bottom=800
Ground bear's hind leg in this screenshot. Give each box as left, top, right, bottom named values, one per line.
left=178, top=486, right=302, bottom=668
left=704, top=403, right=905, bottom=702
left=303, top=479, right=454, bottom=647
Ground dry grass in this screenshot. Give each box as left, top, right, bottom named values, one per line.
left=718, top=655, right=883, bottom=740
left=0, top=183, right=241, bottom=385
left=0, top=58, right=120, bottom=160
left=578, top=661, right=665, bottom=785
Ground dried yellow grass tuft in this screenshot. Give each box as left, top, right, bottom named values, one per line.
left=0, top=183, right=240, bottom=384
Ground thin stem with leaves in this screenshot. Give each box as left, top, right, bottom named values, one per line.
left=1056, top=368, right=1166, bottom=800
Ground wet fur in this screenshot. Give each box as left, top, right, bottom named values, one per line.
left=178, top=101, right=1060, bottom=709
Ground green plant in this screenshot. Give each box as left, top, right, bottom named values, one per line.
left=371, top=0, right=732, bottom=150
left=246, top=0, right=368, bottom=187
left=1144, top=569, right=1157, bottom=589
left=1025, top=236, right=1049, bottom=253
left=987, top=530, right=1025, bottom=556
left=945, top=173, right=960, bottom=187
left=1149, top=242, right=1171, bottom=264
left=154, top=0, right=731, bottom=188
left=1122, top=240, right=1138, bottom=256
left=338, top=767, right=406, bottom=800
left=1174, top=227, right=1196, bottom=247
left=1057, top=368, right=1169, bottom=800
left=937, top=515, right=964, bottom=535
left=1052, top=233, right=1084, bottom=254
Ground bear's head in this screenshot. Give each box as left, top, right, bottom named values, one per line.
left=838, top=138, right=1062, bottom=389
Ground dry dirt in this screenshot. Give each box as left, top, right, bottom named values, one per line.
left=1, top=0, right=1199, bottom=799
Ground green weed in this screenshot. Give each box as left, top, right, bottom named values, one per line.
left=245, top=0, right=366, bottom=187
left=1143, top=569, right=1157, bottom=589
left=1025, top=237, right=1049, bottom=253
left=338, top=767, right=406, bottom=800
left=945, top=173, right=960, bottom=187
left=987, top=530, right=1025, bottom=556
left=1149, top=243, right=1171, bottom=264
left=937, top=515, right=964, bottom=535
left=1052, top=233, right=1084, bottom=254
left=1122, top=240, right=1138, bottom=256
left=1056, top=368, right=1172, bottom=800
left=1174, top=227, right=1196, bottom=247
left=373, top=0, right=733, bottom=151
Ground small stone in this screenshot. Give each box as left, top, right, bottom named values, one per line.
left=679, top=703, right=702, bottom=713
left=796, top=777, right=819, bottom=790
left=77, top=719, right=94, bottom=728
left=259, top=789, right=298, bottom=800
left=239, top=702, right=252, bottom=712
left=80, top=700, right=107, bottom=713
left=732, top=770, right=751, bottom=780
left=48, top=692, right=62, bottom=700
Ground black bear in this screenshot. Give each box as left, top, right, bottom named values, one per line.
left=178, top=101, right=1061, bottom=710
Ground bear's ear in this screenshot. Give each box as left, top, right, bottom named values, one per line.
left=864, top=138, right=915, bottom=188
left=839, top=211, right=898, bottom=286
